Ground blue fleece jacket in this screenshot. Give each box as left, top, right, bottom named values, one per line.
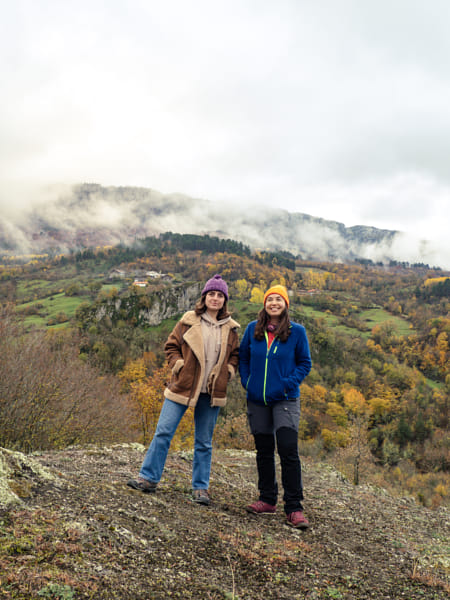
left=239, top=320, right=312, bottom=406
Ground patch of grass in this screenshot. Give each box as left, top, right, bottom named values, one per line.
left=101, top=283, right=123, bottom=292
left=299, top=305, right=339, bottom=325
left=18, top=293, right=86, bottom=328
left=298, top=305, right=369, bottom=339
left=16, top=281, right=127, bottom=329
left=16, top=279, right=67, bottom=302
left=335, top=324, right=371, bottom=339
left=300, top=304, right=414, bottom=338
left=425, top=378, right=444, bottom=390
left=359, top=308, right=415, bottom=336
left=147, top=316, right=180, bottom=341
left=38, top=583, right=75, bottom=599
left=229, top=299, right=258, bottom=329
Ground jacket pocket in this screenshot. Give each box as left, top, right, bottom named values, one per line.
left=172, top=359, right=184, bottom=376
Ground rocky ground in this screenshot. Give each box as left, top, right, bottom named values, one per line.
left=1, top=444, right=449, bottom=599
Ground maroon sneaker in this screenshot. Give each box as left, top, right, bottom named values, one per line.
left=286, top=510, right=310, bottom=529
left=246, top=500, right=276, bottom=514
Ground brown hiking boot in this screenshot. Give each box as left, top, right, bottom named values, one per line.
left=127, top=477, right=157, bottom=493
left=192, top=489, right=211, bottom=505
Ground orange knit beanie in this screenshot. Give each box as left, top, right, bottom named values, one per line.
left=263, top=285, right=289, bottom=307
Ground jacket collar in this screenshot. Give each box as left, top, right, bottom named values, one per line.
left=181, top=310, right=239, bottom=329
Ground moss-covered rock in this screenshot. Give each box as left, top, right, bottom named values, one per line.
left=0, top=448, right=59, bottom=508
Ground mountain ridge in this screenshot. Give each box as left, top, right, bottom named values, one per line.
left=0, top=183, right=436, bottom=266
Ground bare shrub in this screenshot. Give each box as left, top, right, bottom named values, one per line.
left=0, top=306, right=134, bottom=452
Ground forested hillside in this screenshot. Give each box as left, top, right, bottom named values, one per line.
left=0, top=233, right=449, bottom=508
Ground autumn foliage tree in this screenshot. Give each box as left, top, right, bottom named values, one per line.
left=341, top=387, right=373, bottom=484
left=119, top=359, right=194, bottom=447
left=319, top=387, right=375, bottom=484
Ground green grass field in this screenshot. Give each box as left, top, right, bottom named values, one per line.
left=16, top=279, right=67, bottom=302
left=299, top=304, right=414, bottom=338
left=18, top=292, right=87, bottom=328
left=16, top=279, right=125, bottom=328
left=359, top=308, right=415, bottom=336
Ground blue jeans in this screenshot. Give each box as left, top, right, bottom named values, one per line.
left=139, top=394, right=220, bottom=490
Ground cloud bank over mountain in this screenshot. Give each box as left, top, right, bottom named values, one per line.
left=0, top=183, right=446, bottom=268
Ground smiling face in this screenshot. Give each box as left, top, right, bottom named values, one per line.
left=264, top=293, right=287, bottom=321
left=204, top=290, right=225, bottom=316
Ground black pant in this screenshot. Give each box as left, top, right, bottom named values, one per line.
left=254, top=427, right=304, bottom=514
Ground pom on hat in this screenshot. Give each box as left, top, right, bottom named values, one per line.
left=263, top=285, right=289, bottom=308
left=201, top=274, right=229, bottom=300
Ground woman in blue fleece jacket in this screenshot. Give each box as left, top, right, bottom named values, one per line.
left=239, top=285, right=312, bottom=528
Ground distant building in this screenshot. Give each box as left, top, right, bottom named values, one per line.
left=108, top=268, right=126, bottom=279
left=146, top=270, right=173, bottom=281
left=133, top=279, right=147, bottom=287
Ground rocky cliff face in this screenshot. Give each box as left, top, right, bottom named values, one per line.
left=95, top=282, right=202, bottom=326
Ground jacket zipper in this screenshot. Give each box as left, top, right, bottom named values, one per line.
left=263, top=332, right=279, bottom=405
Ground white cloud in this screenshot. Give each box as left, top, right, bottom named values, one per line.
left=1, top=0, right=450, bottom=267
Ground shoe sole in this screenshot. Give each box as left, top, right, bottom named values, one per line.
left=245, top=507, right=276, bottom=515
left=286, top=520, right=310, bottom=529
left=127, top=480, right=156, bottom=493
left=192, top=495, right=211, bottom=505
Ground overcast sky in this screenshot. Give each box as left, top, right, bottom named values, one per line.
left=1, top=0, right=450, bottom=265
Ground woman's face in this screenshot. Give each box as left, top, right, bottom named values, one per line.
left=265, top=293, right=286, bottom=319
left=205, top=290, right=225, bottom=312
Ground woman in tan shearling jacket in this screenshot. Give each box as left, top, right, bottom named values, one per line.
left=128, top=275, right=239, bottom=505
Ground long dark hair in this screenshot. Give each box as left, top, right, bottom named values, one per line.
left=254, top=307, right=291, bottom=342
left=194, top=294, right=230, bottom=320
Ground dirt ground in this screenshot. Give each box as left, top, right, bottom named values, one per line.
left=1, top=444, right=449, bottom=599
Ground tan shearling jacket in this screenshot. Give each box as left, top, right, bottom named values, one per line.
left=164, top=310, right=240, bottom=407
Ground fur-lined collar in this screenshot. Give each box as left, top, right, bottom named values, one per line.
left=180, top=310, right=240, bottom=329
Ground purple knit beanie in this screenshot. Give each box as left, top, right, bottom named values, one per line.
left=201, top=274, right=228, bottom=300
